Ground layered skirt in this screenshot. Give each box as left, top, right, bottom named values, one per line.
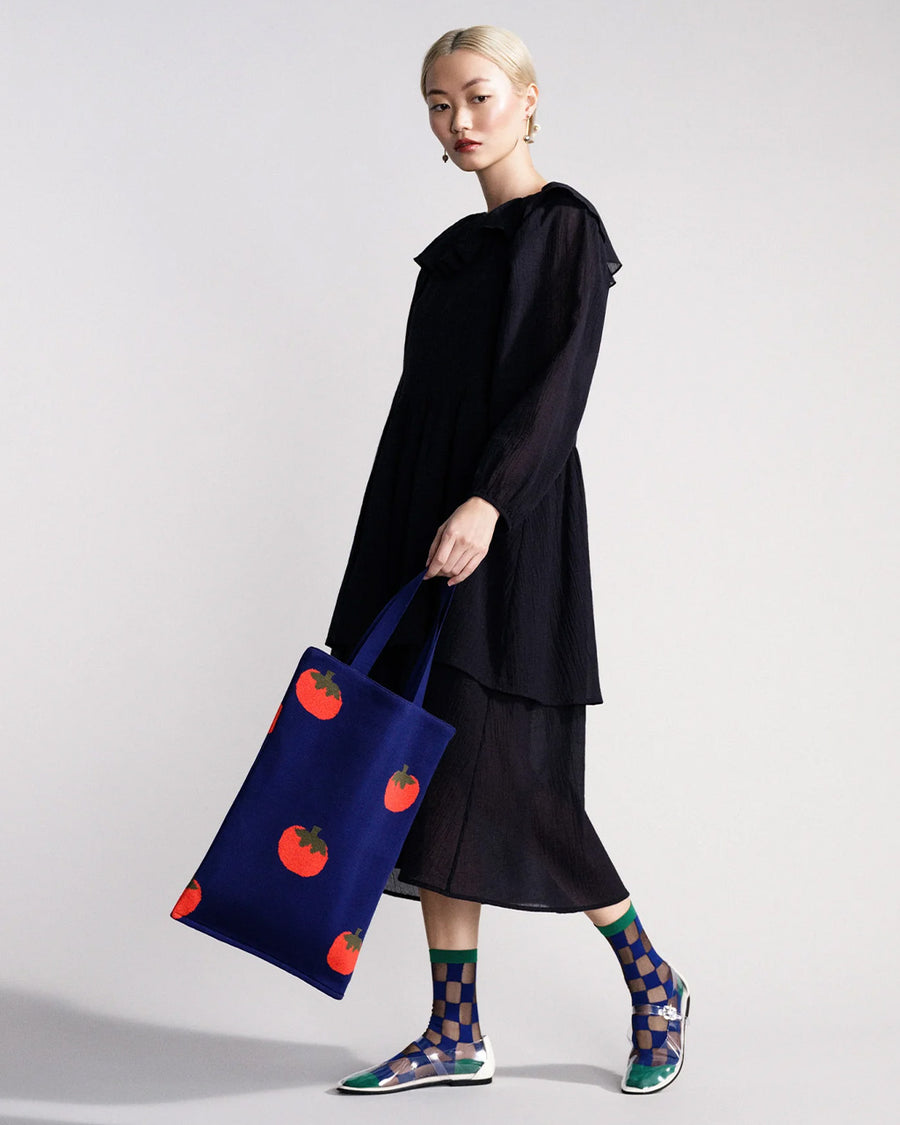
left=348, top=643, right=630, bottom=913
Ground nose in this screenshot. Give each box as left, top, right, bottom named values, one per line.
left=451, top=108, right=473, bottom=133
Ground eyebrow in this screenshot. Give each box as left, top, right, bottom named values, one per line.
left=425, top=77, right=493, bottom=97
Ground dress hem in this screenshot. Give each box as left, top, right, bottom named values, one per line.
left=382, top=879, right=630, bottom=915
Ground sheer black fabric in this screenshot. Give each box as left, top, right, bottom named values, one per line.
left=470, top=193, right=620, bottom=530
left=331, top=642, right=630, bottom=913
left=325, top=182, right=621, bottom=707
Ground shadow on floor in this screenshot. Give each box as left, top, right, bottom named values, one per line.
left=0, top=985, right=361, bottom=1104
left=498, top=1062, right=621, bottom=1092
left=0, top=1120, right=103, bottom=1124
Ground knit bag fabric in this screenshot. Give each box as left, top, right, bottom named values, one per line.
left=170, top=568, right=456, bottom=998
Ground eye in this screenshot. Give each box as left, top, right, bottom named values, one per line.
left=428, top=95, right=489, bottom=112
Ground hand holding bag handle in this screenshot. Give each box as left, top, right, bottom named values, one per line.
left=346, top=567, right=455, bottom=708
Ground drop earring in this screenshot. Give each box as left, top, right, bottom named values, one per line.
left=442, top=150, right=449, bottom=162
left=523, top=115, right=541, bottom=143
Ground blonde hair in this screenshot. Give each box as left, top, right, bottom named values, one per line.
left=420, top=25, right=540, bottom=141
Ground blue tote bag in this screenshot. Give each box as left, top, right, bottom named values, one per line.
left=170, top=568, right=456, bottom=999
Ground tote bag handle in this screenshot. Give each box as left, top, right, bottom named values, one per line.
left=346, top=568, right=455, bottom=708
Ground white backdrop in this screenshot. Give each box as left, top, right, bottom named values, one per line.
left=1, top=2, right=897, bottom=1122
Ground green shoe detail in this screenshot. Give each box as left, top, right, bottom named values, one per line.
left=623, top=1061, right=677, bottom=1090
left=452, top=1059, right=484, bottom=1075
left=341, top=1071, right=382, bottom=1089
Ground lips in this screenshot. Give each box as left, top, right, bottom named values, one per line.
left=455, top=140, right=481, bottom=151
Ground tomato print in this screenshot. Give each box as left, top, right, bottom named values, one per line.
left=327, top=928, right=363, bottom=975
left=384, top=764, right=420, bottom=812
left=277, top=824, right=329, bottom=876
left=171, top=878, right=201, bottom=919
left=295, top=668, right=342, bottom=719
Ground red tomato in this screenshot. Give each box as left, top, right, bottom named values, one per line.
left=277, top=824, right=328, bottom=876
left=171, top=878, right=201, bottom=919
left=384, top=764, right=420, bottom=812
left=327, top=928, right=363, bottom=975
left=295, top=668, right=342, bottom=719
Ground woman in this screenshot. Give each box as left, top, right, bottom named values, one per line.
left=326, top=25, right=689, bottom=1095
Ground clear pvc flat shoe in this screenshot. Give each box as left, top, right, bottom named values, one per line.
left=621, top=969, right=690, bottom=1094
left=337, top=1033, right=495, bottom=1094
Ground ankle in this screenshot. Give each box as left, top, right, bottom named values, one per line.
left=423, top=1019, right=485, bottom=1052
left=595, top=903, right=675, bottom=1006
left=427, top=948, right=481, bottom=1049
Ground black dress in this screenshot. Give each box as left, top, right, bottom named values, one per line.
left=325, top=181, right=629, bottom=912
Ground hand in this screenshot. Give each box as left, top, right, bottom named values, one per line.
left=424, top=497, right=500, bottom=586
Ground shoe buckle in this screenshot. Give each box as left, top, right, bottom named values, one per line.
left=657, top=1003, right=680, bottom=1021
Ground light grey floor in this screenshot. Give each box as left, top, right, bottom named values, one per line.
left=0, top=984, right=883, bottom=1125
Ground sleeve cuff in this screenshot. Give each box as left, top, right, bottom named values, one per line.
left=470, top=492, right=513, bottom=530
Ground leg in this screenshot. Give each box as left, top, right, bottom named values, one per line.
left=337, top=890, right=494, bottom=1094
left=420, top=888, right=481, bottom=948
left=584, top=896, right=631, bottom=928
left=588, top=896, right=690, bottom=1094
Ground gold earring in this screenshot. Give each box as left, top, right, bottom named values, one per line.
left=524, top=115, right=541, bottom=143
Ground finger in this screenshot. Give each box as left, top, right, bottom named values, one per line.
left=425, top=536, right=456, bottom=578
left=447, top=549, right=484, bottom=586
left=424, top=524, right=447, bottom=572
left=433, top=545, right=468, bottom=581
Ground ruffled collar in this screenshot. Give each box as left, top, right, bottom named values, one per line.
left=412, top=181, right=617, bottom=280
left=411, top=196, right=526, bottom=277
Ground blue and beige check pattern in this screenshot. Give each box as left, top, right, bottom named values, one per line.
left=605, top=911, right=680, bottom=1066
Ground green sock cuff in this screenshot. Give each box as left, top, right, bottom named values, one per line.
left=595, top=902, right=637, bottom=937
left=429, top=947, right=477, bottom=964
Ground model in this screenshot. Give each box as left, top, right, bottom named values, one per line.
left=325, top=24, right=689, bottom=1095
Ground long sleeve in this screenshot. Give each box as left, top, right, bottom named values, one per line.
left=469, top=197, right=620, bottom=531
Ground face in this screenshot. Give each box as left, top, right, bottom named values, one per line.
left=424, top=49, right=535, bottom=169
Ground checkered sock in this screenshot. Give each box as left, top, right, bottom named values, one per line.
left=423, top=948, right=482, bottom=1050
left=596, top=904, right=676, bottom=1065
